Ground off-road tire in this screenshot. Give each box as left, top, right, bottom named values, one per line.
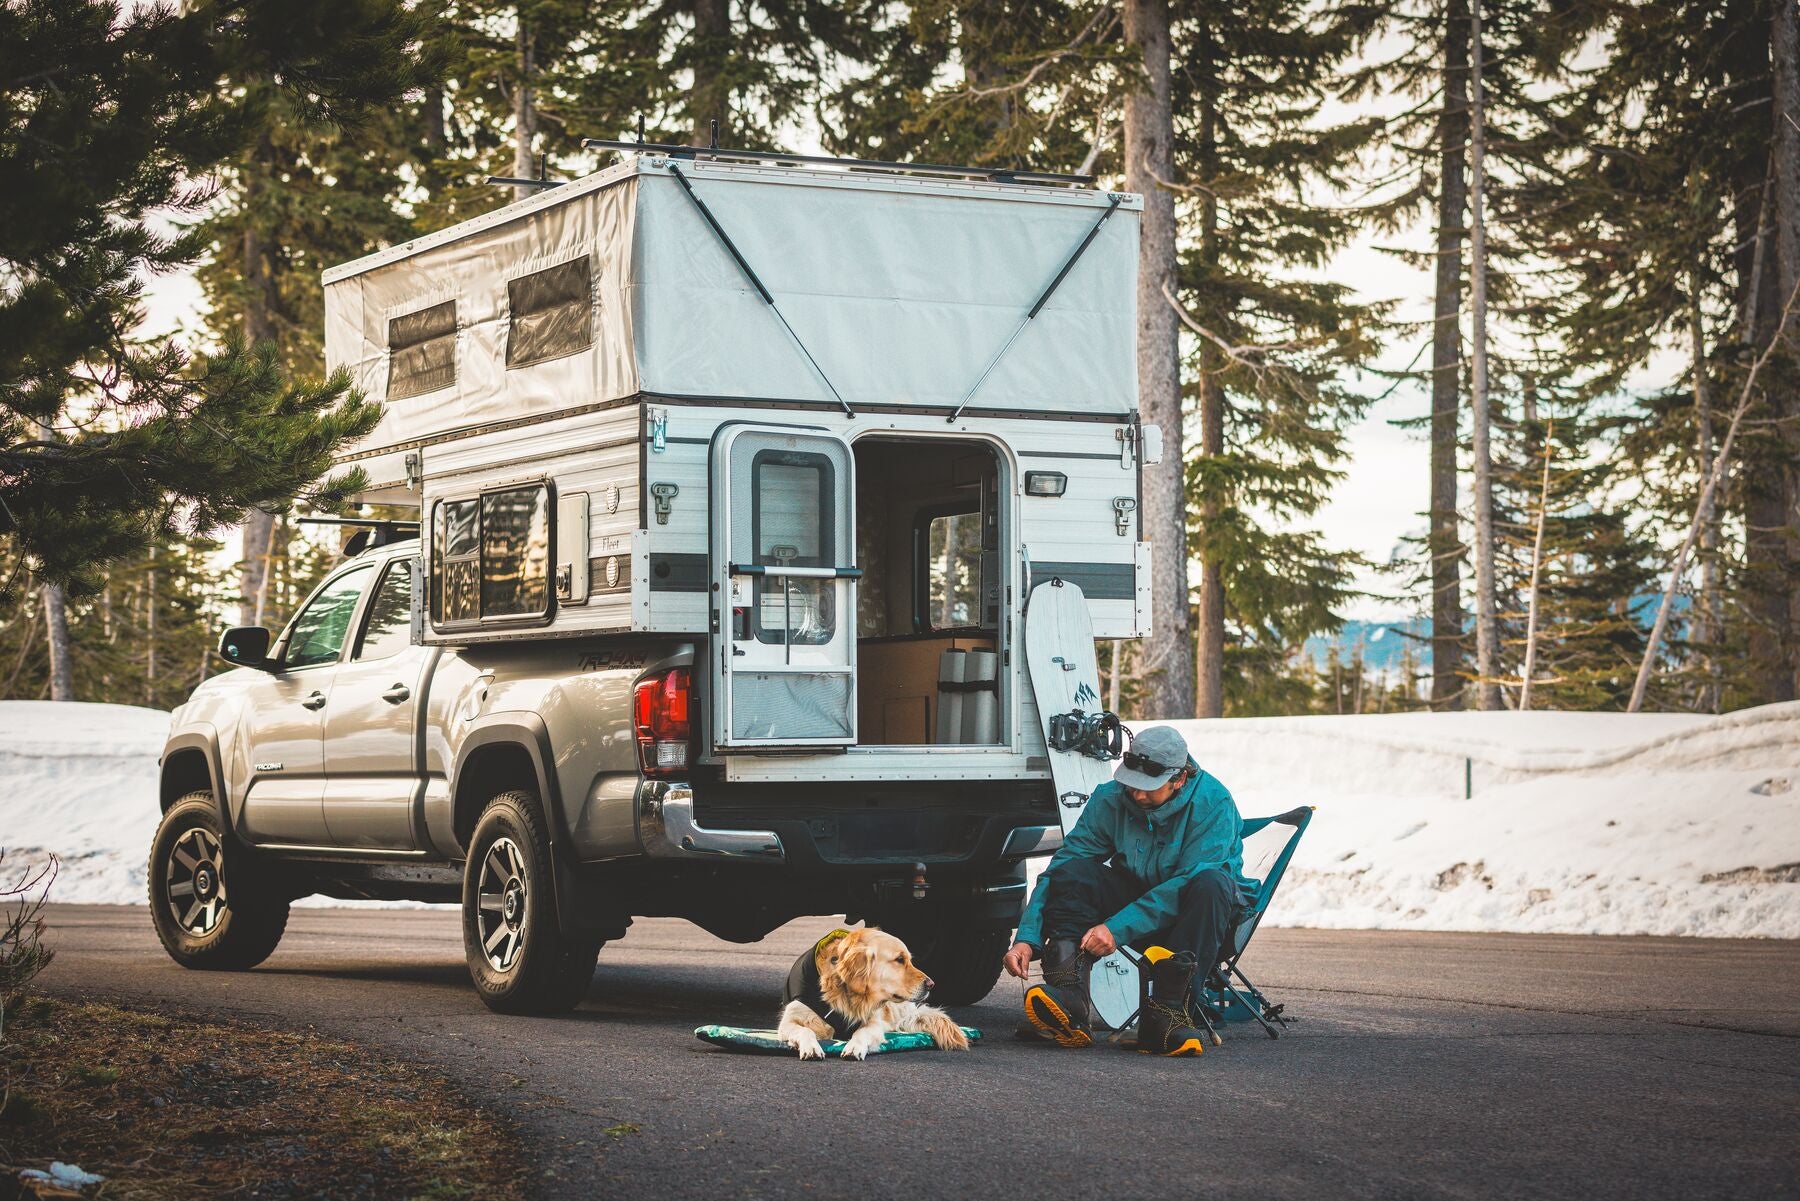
left=149, top=793, right=290, bottom=970
left=461, top=790, right=602, bottom=1015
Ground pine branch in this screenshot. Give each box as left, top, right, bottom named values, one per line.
left=1628, top=274, right=1800, bottom=713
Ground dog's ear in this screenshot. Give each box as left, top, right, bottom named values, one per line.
left=836, top=938, right=877, bottom=994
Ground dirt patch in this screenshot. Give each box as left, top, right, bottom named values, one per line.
left=1700, top=863, right=1800, bottom=885
left=0, top=995, right=527, bottom=1201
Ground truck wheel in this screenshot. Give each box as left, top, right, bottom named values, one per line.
left=462, top=790, right=602, bottom=1015
left=883, top=915, right=1012, bottom=1006
left=149, top=793, right=291, bottom=971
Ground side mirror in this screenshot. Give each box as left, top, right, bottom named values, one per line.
left=218, top=626, right=274, bottom=670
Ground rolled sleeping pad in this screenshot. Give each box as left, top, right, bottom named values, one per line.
left=936, top=649, right=966, bottom=745
left=962, top=648, right=998, bottom=744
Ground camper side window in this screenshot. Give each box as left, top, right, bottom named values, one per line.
left=507, top=258, right=592, bottom=368
left=919, top=507, right=982, bottom=630
left=388, top=301, right=457, bottom=400
left=430, top=485, right=551, bottom=627
left=750, top=450, right=835, bottom=646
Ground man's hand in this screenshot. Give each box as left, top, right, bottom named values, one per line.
left=1003, top=941, right=1037, bottom=979
left=1079, top=924, right=1117, bottom=957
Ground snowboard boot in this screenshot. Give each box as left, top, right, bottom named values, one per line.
left=1023, top=938, right=1094, bottom=1048
left=1135, top=946, right=1210, bottom=1057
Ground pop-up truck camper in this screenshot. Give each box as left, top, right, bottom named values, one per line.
left=149, top=143, right=1162, bottom=1015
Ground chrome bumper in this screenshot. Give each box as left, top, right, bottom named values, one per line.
left=639, top=781, right=784, bottom=861
left=1001, top=824, right=1063, bottom=859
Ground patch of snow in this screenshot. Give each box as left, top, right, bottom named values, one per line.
left=3, top=699, right=1798, bottom=938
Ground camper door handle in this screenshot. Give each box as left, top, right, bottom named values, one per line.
left=301, top=691, right=327, bottom=711
left=728, top=563, right=863, bottom=580
left=382, top=684, right=411, bottom=704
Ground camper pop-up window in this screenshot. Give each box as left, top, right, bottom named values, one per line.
left=430, top=484, right=552, bottom=628
left=750, top=449, right=835, bottom=647
left=387, top=300, right=456, bottom=400
left=506, top=257, right=592, bottom=368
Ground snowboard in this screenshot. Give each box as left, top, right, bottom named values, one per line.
left=694, top=1024, right=982, bottom=1056
left=1022, top=578, right=1114, bottom=836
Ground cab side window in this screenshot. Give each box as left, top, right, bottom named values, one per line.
left=284, top=566, right=373, bottom=670
left=354, top=562, right=415, bottom=661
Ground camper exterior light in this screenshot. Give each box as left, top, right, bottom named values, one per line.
left=1025, top=471, right=1067, bottom=497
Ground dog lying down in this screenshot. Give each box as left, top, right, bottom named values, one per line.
left=777, top=926, right=973, bottom=1061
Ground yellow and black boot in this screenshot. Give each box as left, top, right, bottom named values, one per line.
left=1023, top=938, right=1094, bottom=1048
left=1136, top=947, right=1208, bottom=1057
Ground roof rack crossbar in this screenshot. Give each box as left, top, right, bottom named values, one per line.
left=581, top=138, right=1094, bottom=188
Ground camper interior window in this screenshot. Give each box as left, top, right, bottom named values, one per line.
left=854, top=438, right=1004, bottom=747
left=387, top=301, right=456, bottom=400
left=506, top=257, right=593, bottom=368
left=430, top=484, right=552, bottom=627
left=750, top=450, right=835, bottom=646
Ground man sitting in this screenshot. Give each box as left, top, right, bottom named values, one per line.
left=1003, top=725, right=1248, bottom=1056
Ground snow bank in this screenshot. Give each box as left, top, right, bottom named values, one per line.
left=2, top=699, right=1796, bottom=937
left=0, top=701, right=167, bottom=906
left=1155, top=704, right=1800, bottom=938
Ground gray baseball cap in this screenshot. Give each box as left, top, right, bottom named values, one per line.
left=1114, top=725, right=1190, bottom=791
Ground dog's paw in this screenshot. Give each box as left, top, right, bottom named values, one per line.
left=786, top=1033, right=826, bottom=1061
left=925, top=1016, right=971, bottom=1051
left=840, top=1032, right=879, bottom=1061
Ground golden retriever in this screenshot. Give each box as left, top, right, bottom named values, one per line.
left=776, top=926, right=972, bottom=1061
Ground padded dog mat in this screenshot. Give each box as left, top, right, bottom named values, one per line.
left=695, top=1024, right=983, bottom=1056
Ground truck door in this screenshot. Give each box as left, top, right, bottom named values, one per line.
left=709, top=424, right=858, bottom=749
left=320, top=557, right=433, bottom=851
left=237, top=563, right=374, bottom=846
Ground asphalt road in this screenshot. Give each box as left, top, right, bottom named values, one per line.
left=37, top=905, right=1800, bottom=1201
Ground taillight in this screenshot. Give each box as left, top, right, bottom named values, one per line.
left=633, top=667, right=692, bottom=775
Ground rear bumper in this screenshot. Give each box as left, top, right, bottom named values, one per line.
left=639, top=781, right=784, bottom=860
left=635, top=779, right=1061, bottom=869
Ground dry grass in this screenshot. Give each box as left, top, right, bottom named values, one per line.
left=0, top=995, right=528, bottom=1201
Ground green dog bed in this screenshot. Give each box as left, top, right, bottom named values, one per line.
left=695, top=1024, right=983, bottom=1056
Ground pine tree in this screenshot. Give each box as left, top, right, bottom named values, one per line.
left=0, top=0, right=430, bottom=598
left=1161, top=0, right=1387, bottom=719
left=1528, top=0, right=1800, bottom=709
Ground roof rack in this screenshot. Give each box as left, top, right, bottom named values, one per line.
left=581, top=137, right=1095, bottom=189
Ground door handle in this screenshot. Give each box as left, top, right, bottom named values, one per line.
left=381, top=684, right=411, bottom=704
left=301, top=691, right=327, bottom=710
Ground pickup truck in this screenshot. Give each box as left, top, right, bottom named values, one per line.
left=151, top=534, right=1054, bottom=1013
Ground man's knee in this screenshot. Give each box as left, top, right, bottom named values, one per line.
left=1180, top=868, right=1237, bottom=910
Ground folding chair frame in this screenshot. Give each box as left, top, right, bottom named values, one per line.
left=1104, top=805, right=1314, bottom=1044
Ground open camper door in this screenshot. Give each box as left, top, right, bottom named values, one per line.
left=709, top=425, right=858, bottom=750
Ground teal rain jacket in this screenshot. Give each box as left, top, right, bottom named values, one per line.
left=1015, top=759, right=1249, bottom=947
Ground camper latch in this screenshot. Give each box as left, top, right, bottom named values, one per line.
left=1112, top=496, right=1136, bottom=536
left=648, top=408, right=668, bottom=454
left=650, top=482, right=679, bottom=524
left=1116, top=426, right=1136, bottom=469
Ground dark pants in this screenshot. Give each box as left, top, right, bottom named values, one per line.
left=1040, top=858, right=1243, bottom=971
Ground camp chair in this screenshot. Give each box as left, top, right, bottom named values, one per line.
left=1097, top=805, right=1314, bottom=1043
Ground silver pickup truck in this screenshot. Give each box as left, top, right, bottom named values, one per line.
left=151, top=534, right=1050, bottom=1014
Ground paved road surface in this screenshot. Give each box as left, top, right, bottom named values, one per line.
left=39, top=906, right=1800, bottom=1200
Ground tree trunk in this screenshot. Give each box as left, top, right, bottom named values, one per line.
left=689, top=0, right=732, bottom=147
left=1769, top=0, right=1800, bottom=698
left=42, top=583, right=73, bottom=702
left=1518, top=417, right=1553, bottom=711
left=512, top=18, right=538, bottom=202
left=1741, top=166, right=1791, bottom=704
left=1430, top=0, right=1470, bottom=711
left=145, top=559, right=158, bottom=706
left=1193, top=48, right=1225, bottom=720
left=1465, top=0, right=1500, bottom=711
left=239, top=159, right=280, bottom=630
left=1124, top=0, right=1193, bottom=720
left=1690, top=261, right=1720, bottom=712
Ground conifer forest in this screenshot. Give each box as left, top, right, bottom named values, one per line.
left=3, top=0, right=1798, bottom=720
